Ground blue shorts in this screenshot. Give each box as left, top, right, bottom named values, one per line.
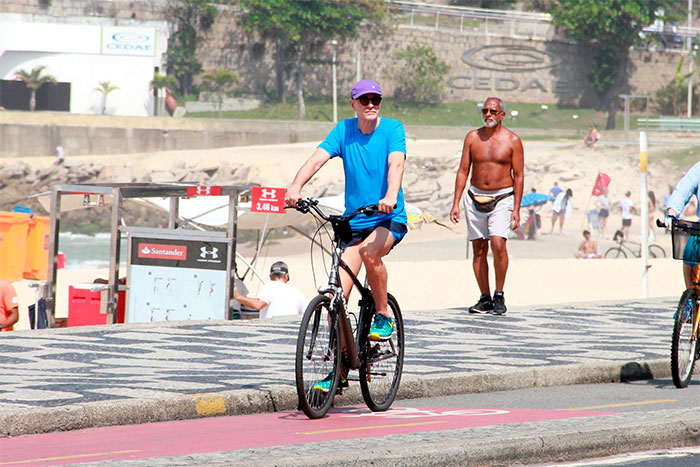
left=683, top=235, right=700, bottom=266
left=339, top=219, right=407, bottom=250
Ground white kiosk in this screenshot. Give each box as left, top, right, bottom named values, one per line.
left=40, top=183, right=252, bottom=327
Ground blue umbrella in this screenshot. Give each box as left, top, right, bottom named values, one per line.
left=521, top=192, right=552, bottom=207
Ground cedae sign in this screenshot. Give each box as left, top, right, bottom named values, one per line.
left=101, top=26, right=156, bottom=57
left=448, top=45, right=570, bottom=94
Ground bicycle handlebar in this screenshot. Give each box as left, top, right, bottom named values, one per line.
left=656, top=219, right=666, bottom=228
left=288, top=197, right=393, bottom=223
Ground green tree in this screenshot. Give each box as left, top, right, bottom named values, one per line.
left=201, top=68, right=241, bottom=117
left=238, top=0, right=388, bottom=120
left=163, top=0, right=218, bottom=96
left=14, top=66, right=56, bottom=111
left=654, top=56, right=699, bottom=115
left=549, top=0, right=677, bottom=129
left=391, top=45, right=450, bottom=106
left=94, top=81, right=119, bottom=115
left=150, top=72, right=179, bottom=116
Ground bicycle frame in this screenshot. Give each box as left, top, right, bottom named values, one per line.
left=321, top=233, right=374, bottom=371
left=297, top=199, right=379, bottom=372
left=691, top=265, right=700, bottom=340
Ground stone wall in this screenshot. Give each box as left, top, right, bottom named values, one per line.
left=0, top=1, right=684, bottom=108
left=193, top=8, right=677, bottom=108
left=0, top=0, right=167, bottom=20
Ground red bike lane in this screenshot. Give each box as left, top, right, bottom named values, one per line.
left=0, top=406, right=614, bottom=466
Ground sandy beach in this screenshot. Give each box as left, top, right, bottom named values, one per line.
left=5, top=135, right=696, bottom=330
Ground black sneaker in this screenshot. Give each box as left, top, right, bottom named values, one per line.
left=492, top=291, right=507, bottom=315
left=469, top=294, right=494, bottom=314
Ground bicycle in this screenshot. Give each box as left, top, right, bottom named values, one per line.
left=660, top=218, right=700, bottom=388
left=603, top=229, right=666, bottom=259
left=291, top=198, right=404, bottom=419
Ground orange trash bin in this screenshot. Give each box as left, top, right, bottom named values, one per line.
left=0, top=212, right=31, bottom=282
left=23, top=215, right=51, bottom=280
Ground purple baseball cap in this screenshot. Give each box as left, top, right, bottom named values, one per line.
left=351, top=80, right=382, bottom=99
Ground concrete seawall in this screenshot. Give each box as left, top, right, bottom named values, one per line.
left=0, top=111, right=486, bottom=158
left=0, top=112, right=337, bottom=158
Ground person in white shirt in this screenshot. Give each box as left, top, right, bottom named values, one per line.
left=619, top=190, right=634, bottom=241
left=233, top=261, right=306, bottom=319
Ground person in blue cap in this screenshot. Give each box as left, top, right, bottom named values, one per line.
left=286, top=79, right=407, bottom=393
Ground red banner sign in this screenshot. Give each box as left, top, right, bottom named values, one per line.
left=251, top=187, right=286, bottom=214
left=186, top=186, right=222, bottom=197
left=137, top=243, right=187, bottom=260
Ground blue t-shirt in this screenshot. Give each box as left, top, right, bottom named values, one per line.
left=319, top=117, right=407, bottom=229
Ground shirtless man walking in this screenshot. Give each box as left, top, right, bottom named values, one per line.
left=449, top=97, right=524, bottom=315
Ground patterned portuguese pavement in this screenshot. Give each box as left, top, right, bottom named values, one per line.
left=0, top=297, right=678, bottom=413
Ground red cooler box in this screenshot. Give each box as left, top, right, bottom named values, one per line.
left=68, top=284, right=126, bottom=326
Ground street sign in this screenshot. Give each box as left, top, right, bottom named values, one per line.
left=251, top=187, right=286, bottom=214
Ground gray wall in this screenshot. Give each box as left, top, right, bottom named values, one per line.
left=0, top=1, right=683, bottom=108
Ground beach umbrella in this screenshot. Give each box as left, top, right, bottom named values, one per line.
left=520, top=192, right=552, bottom=207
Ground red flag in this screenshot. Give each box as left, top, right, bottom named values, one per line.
left=591, top=172, right=611, bottom=196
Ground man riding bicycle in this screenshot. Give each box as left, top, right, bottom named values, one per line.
left=285, top=80, right=407, bottom=392
left=665, top=161, right=700, bottom=288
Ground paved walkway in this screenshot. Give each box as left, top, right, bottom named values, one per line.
left=0, top=297, right=678, bottom=437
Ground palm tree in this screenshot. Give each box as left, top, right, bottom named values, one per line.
left=14, top=66, right=56, bottom=111
left=150, top=72, right=179, bottom=116
left=201, top=68, right=240, bottom=117
left=94, top=81, right=119, bottom=115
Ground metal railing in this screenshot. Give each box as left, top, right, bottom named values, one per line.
left=637, top=117, right=700, bottom=131
left=390, top=1, right=554, bottom=40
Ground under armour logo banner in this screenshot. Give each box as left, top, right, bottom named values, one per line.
left=251, top=186, right=286, bottom=214
left=186, top=185, right=222, bottom=196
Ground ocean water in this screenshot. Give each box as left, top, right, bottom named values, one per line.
left=58, top=232, right=127, bottom=269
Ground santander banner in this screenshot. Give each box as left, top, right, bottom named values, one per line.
left=137, top=243, right=187, bottom=260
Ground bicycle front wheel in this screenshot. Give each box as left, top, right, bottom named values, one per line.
left=295, top=295, right=341, bottom=419
left=649, top=244, right=666, bottom=258
left=604, top=247, right=627, bottom=259
left=671, top=289, right=698, bottom=389
left=359, top=293, right=404, bottom=412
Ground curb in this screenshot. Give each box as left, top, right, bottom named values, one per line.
left=251, top=409, right=700, bottom=466
left=0, top=358, right=670, bottom=438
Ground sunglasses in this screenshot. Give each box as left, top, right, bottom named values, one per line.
left=481, top=108, right=501, bottom=116
left=357, top=95, right=382, bottom=106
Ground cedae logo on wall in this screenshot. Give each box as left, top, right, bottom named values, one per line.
left=138, top=243, right=187, bottom=260
left=449, top=45, right=567, bottom=94
left=101, top=26, right=156, bottom=57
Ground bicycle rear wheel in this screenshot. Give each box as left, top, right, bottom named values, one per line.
left=671, top=289, right=698, bottom=388
left=295, top=295, right=341, bottom=419
left=649, top=244, right=666, bottom=258
left=359, top=293, right=404, bottom=412
left=604, top=247, right=627, bottom=259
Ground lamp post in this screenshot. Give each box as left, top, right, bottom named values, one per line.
left=331, top=40, right=338, bottom=124
left=688, top=0, right=694, bottom=118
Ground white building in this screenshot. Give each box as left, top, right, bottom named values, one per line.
left=0, top=13, right=170, bottom=116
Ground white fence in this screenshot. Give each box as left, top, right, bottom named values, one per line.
left=637, top=117, right=700, bottom=131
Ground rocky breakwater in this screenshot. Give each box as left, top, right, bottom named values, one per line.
left=0, top=154, right=460, bottom=232
left=0, top=161, right=255, bottom=232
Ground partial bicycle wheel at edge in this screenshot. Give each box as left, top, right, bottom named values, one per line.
left=295, top=294, right=342, bottom=419
left=671, top=289, right=698, bottom=388
left=359, top=293, right=404, bottom=412
left=648, top=244, right=666, bottom=258
left=604, top=247, right=627, bottom=259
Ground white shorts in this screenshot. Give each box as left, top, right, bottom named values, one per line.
left=464, top=186, right=514, bottom=240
